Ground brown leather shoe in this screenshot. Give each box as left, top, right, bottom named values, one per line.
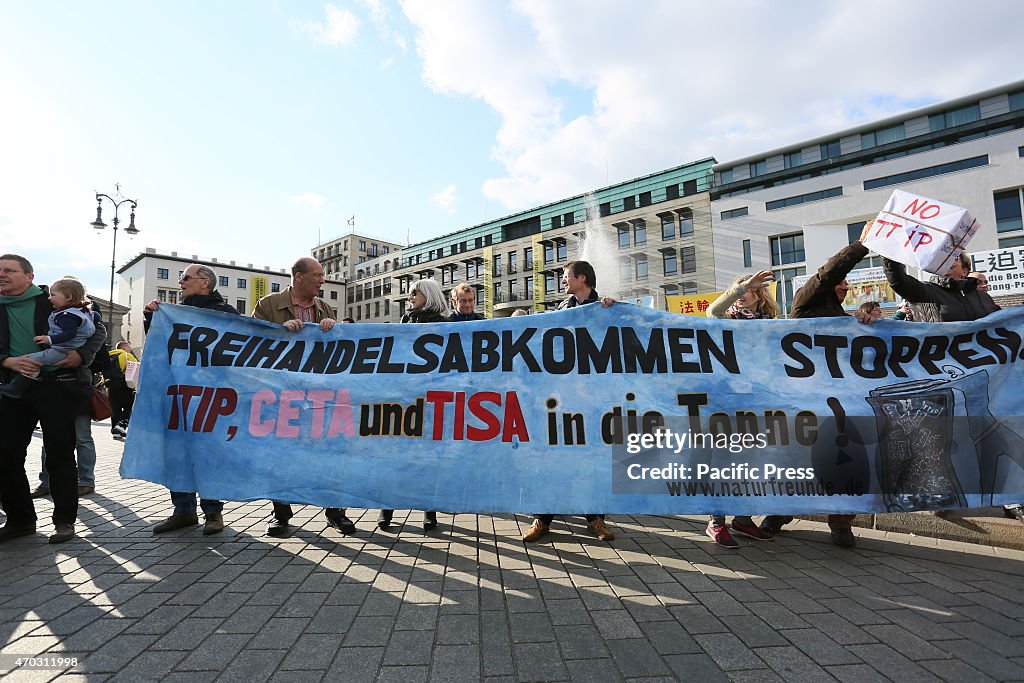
left=152, top=513, right=199, bottom=534
left=587, top=518, right=615, bottom=541
left=522, top=519, right=550, bottom=542
left=30, top=485, right=49, bottom=499
left=49, top=523, right=75, bottom=544
left=78, top=486, right=95, bottom=496
left=203, top=513, right=225, bottom=535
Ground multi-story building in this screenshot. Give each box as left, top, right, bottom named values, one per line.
left=312, top=231, right=402, bottom=282
left=345, top=250, right=402, bottom=322
left=710, top=79, right=1024, bottom=308
left=117, top=249, right=345, bottom=351
left=347, top=159, right=716, bottom=321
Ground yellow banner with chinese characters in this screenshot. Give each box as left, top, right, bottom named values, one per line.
left=668, top=284, right=776, bottom=317
left=667, top=293, right=720, bottom=317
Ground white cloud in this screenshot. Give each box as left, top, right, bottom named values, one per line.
left=287, top=192, right=328, bottom=210
left=431, top=184, right=458, bottom=214
left=295, top=4, right=360, bottom=46
left=401, top=0, right=1024, bottom=210
left=356, top=0, right=408, bottom=52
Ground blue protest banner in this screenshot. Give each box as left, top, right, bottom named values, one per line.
left=121, top=303, right=1024, bottom=514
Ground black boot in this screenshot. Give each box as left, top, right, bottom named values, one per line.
left=377, top=509, right=393, bottom=530
left=423, top=511, right=437, bottom=532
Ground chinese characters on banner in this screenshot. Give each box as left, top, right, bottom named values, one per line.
left=968, top=247, right=1024, bottom=294
left=666, top=293, right=719, bottom=316
left=667, top=284, right=777, bottom=316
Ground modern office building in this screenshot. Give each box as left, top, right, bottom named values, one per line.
left=117, top=249, right=345, bottom=350
left=710, top=79, right=1024, bottom=307
left=345, top=159, right=716, bottom=322
left=341, top=80, right=1024, bottom=323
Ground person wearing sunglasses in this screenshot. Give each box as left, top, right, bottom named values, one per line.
left=143, top=263, right=238, bottom=536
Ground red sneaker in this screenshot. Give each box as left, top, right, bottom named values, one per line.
left=706, top=522, right=739, bottom=548
left=732, top=519, right=774, bottom=541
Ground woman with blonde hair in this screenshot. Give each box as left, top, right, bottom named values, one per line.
left=704, top=270, right=777, bottom=548
left=378, top=277, right=448, bottom=532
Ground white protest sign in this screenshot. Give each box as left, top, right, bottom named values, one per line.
left=863, top=190, right=979, bottom=275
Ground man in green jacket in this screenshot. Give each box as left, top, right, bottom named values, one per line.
left=0, top=254, right=106, bottom=544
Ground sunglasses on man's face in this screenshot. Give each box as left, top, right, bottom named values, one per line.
left=179, top=275, right=207, bottom=282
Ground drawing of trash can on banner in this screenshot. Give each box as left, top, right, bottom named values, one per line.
left=866, top=370, right=1024, bottom=511
left=862, top=190, right=980, bottom=275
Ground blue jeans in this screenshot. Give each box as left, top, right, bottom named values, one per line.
left=170, top=490, right=223, bottom=517
left=40, top=414, right=97, bottom=487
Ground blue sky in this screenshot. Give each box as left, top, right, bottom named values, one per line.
left=1, top=0, right=1022, bottom=298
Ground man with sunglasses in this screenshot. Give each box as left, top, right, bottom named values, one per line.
left=144, top=263, right=238, bottom=536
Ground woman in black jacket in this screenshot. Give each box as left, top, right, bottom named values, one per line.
left=882, top=252, right=1000, bottom=322
left=377, top=278, right=449, bottom=531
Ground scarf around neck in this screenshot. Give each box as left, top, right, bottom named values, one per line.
left=0, top=284, right=45, bottom=357
left=726, top=300, right=767, bottom=319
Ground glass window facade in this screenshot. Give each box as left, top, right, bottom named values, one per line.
left=633, top=222, right=646, bottom=246
left=771, top=234, right=805, bottom=266
left=661, top=215, right=674, bottom=240
left=680, top=246, right=696, bottom=274
left=929, top=104, right=981, bottom=132
left=678, top=208, right=694, bottom=236
left=766, top=187, right=842, bottom=211
left=863, top=155, right=988, bottom=191
left=721, top=207, right=748, bottom=220
left=663, top=250, right=677, bottom=275
left=995, top=189, right=1024, bottom=234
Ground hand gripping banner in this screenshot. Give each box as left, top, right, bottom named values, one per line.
left=121, top=304, right=1024, bottom=514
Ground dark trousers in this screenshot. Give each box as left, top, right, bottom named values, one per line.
left=273, top=501, right=343, bottom=521
left=0, top=378, right=89, bottom=526
left=535, top=514, right=604, bottom=524
left=109, top=385, right=135, bottom=430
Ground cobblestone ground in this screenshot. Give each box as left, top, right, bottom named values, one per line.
left=1, top=425, right=1023, bottom=682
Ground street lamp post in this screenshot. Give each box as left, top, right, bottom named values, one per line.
left=90, top=192, right=139, bottom=341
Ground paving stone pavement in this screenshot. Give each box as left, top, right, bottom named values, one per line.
left=2, top=425, right=1023, bottom=682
